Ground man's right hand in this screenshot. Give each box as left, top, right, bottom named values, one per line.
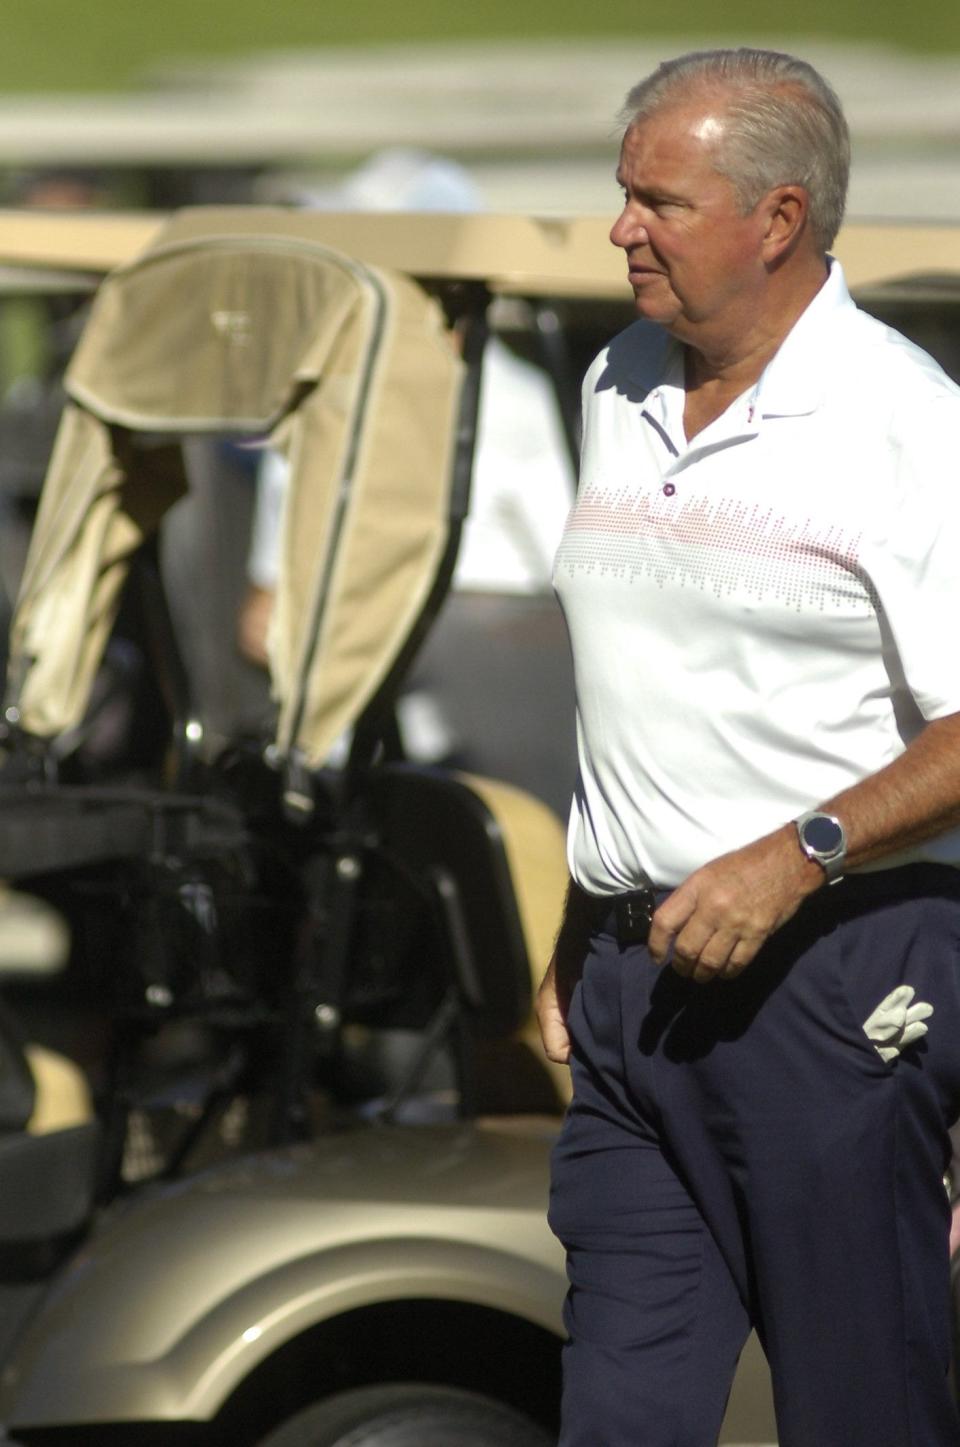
left=536, top=957, right=571, bottom=1064
left=536, top=880, right=596, bottom=1066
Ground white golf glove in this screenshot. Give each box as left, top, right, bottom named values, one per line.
left=862, top=984, right=933, bottom=1063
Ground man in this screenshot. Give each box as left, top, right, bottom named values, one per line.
left=537, top=47, right=960, bottom=1447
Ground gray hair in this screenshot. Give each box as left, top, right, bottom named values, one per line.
left=620, top=49, right=850, bottom=251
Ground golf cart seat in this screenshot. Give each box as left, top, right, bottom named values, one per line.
left=0, top=976, right=97, bottom=1264
left=362, top=764, right=570, bottom=1109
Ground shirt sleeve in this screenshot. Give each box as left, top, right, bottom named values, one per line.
left=247, top=448, right=290, bottom=590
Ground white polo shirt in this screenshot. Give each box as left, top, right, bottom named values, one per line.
left=555, top=262, right=960, bottom=892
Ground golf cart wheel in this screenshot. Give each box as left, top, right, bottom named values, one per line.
left=256, top=1383, right=553, bottom=1446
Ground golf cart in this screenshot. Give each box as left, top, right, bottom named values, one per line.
left=0, top=204, right=957, bottom=1445
left=0, top=205, right=574, bottom=1447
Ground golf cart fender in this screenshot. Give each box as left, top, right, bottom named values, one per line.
left=0, top=1130, right=566, bottom=1426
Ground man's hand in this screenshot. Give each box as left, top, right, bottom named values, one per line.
left=536, top=957, right=571, bottom=1064
left=648, top=825, right=824, bottom=983
left=535, top=884, right=596, bottom=1064
left=237, top=583, right=275, bottom=667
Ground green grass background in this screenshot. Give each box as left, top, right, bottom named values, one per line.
left=3, top=0, right=958, bottom=94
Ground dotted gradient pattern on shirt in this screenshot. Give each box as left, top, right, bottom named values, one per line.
left=557, top=484, right=879, bottom=614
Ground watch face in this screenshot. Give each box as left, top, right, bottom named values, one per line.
left=802, top=815, right=843, bottom=855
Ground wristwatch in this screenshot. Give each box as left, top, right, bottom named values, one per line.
left=794, top=811, right=846, bottom=884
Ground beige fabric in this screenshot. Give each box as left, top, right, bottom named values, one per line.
left=10, top=412, right=186, bottom=735
left=25, top=1046, right=93, bottom=1134
left=7, top=212, right=463, bottom=768
left=457, top=772, right=571, bottom=1105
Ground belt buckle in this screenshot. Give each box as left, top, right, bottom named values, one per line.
left=614, top=888, right=655, bottom=945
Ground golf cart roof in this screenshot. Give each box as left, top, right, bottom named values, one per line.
left=0, top=208, right=957, bottom=300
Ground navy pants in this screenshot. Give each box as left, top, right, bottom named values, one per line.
left=549, top=867, right=960, bottom=1446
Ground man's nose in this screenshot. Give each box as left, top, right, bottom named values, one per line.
left=610, top=208, right=649, bottom=249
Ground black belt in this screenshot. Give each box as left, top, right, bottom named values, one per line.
left=579, top=863, right=960, bottom=950
left=580, top=885, right=658, bottom=945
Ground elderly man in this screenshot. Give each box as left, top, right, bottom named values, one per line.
left=537, top=47, right=960, bottom=1447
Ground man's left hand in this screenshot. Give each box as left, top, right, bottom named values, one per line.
left=647, top=826, right=824, bottom=983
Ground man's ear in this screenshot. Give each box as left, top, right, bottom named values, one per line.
left=762, top=185, right=809, bottom=261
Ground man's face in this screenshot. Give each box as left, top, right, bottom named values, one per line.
left=611, top=100, right=771, bottom=344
